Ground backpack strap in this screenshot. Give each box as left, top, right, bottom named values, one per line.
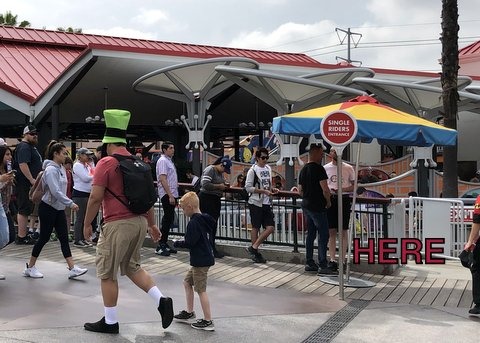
left=104, top=154, right=135, bottom=208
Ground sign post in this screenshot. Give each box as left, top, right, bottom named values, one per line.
left=320, top=111, right=357, bottom=300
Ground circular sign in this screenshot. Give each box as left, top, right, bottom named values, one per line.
left=320, top=111, right=358, bottom=147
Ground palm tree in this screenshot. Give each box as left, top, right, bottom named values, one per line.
left=440, top=0, right=459, bottom=198
left=0, top=11, right=30, bottom=27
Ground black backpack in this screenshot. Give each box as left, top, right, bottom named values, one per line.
left=106, top=154, right=158, bottom=214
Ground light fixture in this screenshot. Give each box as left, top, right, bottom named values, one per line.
left=84, top=87, right=108, bottom=124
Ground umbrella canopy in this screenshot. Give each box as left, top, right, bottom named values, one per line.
left=272, top=95, right=457, bottom=146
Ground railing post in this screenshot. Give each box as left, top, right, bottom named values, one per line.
left=382, top=202, right=389, bottom=238
left=292, top=197, right=299, bottom=253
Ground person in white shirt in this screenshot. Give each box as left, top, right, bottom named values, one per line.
left=72, top=148, right=96, bottom=247
left=323, top=148, right=356, bottom=272
left=244, top=147, right=279, bottom=263
left=186, top=169, right=199, bottom=187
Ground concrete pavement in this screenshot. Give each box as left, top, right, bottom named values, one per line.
left=1, top=242, right=479, bottom=343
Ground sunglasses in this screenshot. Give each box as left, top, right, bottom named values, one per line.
left=260, top=156, right=269, bottom=160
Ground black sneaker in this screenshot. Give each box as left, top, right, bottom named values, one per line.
left=29, top=231, right=40, bottom=240
left=252, top=252, right=267, bottom=264
left=16, top=235, right=34, bottom=245
left=469, top=305, right=480, bottom=315
left=74, top=241, right=88, bottom=248
left=167, top=244, right=177, bottom=254
left=174, top=310, right=196, bottom=322
left=155, top=244, right=171, bottom=256
left=246, top=245, right=257, bottom=256
left=317, top=266, right=337, bottom=276
left=191, top=319, right=215, bottom=331
left=328, top=260, right=338, bottom=272
left=84, top=317, right=119, bottom=334
left=305, top=260, right=319, bottom=272
left=158, top=297, right=174, bottom=329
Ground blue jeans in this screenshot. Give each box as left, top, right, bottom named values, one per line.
left=0, top=204, right=9, bottom=249
left=303, top=208, right=329, bottom=268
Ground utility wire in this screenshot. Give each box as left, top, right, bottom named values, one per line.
left=304, top=37, right=478, bottom=56
left=271, top=19, right=479, bottom=51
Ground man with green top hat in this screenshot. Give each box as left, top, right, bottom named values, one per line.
left=83, top=109, right=174, bottom=334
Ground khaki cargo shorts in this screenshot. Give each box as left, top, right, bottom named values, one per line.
left=184, top=266, right=210, bottom=293
left=95, top=216, right=148, bottom=281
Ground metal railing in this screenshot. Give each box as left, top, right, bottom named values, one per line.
left=161, top=184, right=391, bottom=254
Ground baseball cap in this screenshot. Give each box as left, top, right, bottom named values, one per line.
left=0, top=138, right=6, bottom=146
left=77, top=147, right=94, bottom=155
left=23, top=125, right=37, bottom=135
left=220, top=156, right=232, bottom=174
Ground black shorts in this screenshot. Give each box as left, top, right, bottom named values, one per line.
left=16, top=181, right=33, bottom=216
left=327, top=195, right=351, bottom=230
left=249, top=204, right=275, bottom=229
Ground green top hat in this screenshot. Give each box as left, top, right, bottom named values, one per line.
left=102, top=109, right=131, bottom=144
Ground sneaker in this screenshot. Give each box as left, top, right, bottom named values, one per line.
left=191, top=319, right=215, bottom=331
left=246, top=245, right=257, bottom=256
left=252, top=252, right=267, bottom=264
left=92, top=235, right=99, bottom=244
left=50, top=232, right=58, bottom=241
left=68, top=265, right=88, bottom=279
left=174, top=310, right=196, bottom=323
left=82, top=240, right=93, bottom=247
left=469, top=305, right=480, bottom=315
left=155, top=244, right=171, bottom=256
left=23, top=263, right=44, bottom=278
left=317, top=266, right=337, bottom=276
left=74, top=241, right=88, bottom=248
left=0, top=274, right=5, bottom=280
left=328, top=260, right=338, bottom=272
left=16, top=235, right=34, bottom=245
left=157, top=297, right=174, bottom=329
left=29, top=231, right=40, bottom=240
left=305, top=260, right=319, bottom=272
left=84, top=316, right=119, bottom=334
left=167, top=244, right=177, bottom=254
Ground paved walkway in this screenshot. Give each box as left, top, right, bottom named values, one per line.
left=0, top=242, right=479, bottom=342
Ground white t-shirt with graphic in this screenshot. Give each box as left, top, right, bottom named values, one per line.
left=323, top=162, right=355, bottom=191
left=246, top=164, right=272, bottom=206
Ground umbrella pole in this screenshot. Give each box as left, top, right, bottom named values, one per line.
left=337, top=150, right=344, bottom=300
left=346, top=142, right=362, bottom=282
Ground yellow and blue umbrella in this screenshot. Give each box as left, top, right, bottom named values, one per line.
left=272, top=95, right=457, bottom=146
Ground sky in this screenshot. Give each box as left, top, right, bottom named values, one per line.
left=1, top=0, right=479, bottom=72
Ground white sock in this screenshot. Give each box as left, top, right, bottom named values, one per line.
left=147, top=286, right=164, bottom=304
left=104, top=306, right=118, bottom=324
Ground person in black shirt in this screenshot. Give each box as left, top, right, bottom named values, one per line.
left=14, top=125, right=43, bottom=244
left=298, top=144, right=332, bottom=274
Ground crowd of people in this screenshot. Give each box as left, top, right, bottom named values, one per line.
left=2, top=112, right=480, bottom=332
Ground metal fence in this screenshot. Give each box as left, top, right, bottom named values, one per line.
left=151, top=191, right=472, bottom=260
left=162, top=187, right=391, bottom=254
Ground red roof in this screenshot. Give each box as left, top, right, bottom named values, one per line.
left=459, top=41, right=480, bottom=58
left=0, top=25, right=322, bottom=103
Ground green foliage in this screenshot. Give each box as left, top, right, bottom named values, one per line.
left=57, top=27, right=83, bottom=34
left=0, top=11, right=30, bottom=27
